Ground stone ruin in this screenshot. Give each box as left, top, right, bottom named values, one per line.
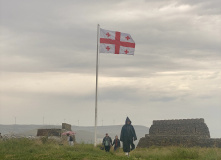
left=37, top=123, right=73, bottom=138
left=37, top=129, right=61, bottom=137
left=62, top=123, right=71, bottom=131
left=137, top=118, right=221, bottom=148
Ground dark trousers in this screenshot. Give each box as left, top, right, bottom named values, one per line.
left=123, top=140, right=135, bottom=152
left=104, top=146, right=110, bottom=152
left=114, top=146, right=120, bottom=151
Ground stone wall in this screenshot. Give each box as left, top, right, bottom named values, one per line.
left=138, top=135, right=221, bottom=148
left=62, top=123, right=71, bottom=131
left=150, top=118, right=210, bottom=138
left=137, top=119, right=221, bottom=148
left=37, top=129, right=61, bottom=137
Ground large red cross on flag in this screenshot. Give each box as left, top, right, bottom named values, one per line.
left=99, top=28, right=135, bottom=55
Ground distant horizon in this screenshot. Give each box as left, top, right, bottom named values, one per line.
left=1, top=122, right=220, bottom=139
left=0, top=123, right=148, bottom=127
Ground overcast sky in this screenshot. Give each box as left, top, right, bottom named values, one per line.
left=0, top=0, right=220, bottom=138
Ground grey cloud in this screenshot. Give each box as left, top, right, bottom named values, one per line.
left=1, top=0, right=220, bottom=74
left=177, top=0, right=221, bottom=15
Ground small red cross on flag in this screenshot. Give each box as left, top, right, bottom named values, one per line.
left=99, top=28, right=135, bottom=55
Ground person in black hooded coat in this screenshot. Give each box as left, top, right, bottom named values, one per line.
left=120, top=117, right=137, bottom=155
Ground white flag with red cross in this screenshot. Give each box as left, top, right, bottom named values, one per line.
left=99, top=28, right=135, bottom=55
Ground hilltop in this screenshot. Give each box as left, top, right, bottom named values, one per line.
left=1, top=139, right=220, bottom=160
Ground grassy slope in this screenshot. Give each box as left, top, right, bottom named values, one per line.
left=0, top=139, right=220, bottom=160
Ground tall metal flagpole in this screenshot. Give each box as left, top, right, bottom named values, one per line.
left=94, top=24, right=100, bottom=147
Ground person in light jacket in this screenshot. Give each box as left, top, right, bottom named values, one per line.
left=102, top=133, right=112, bottom=152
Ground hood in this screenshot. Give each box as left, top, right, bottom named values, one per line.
left=125, top=117, right=131, bottom=124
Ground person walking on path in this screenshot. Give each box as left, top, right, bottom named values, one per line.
left=112, top=135, right=121, bottom=151
left=67, top=133, right=74, bottom=146
left=120, top=117, right=137, bottom=157
left=102, top=133, right=112, bottom=152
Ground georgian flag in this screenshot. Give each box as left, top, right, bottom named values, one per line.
left=99, top=28, right=135, bottom=55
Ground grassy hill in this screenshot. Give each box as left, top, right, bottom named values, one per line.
left=0, top=138, right=220, bottom=160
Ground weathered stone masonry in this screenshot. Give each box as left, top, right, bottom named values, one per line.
left=37, top=129, right=61, bottom=137
left=37, top=123, right=72, bottom=137
left=137, top=119, right=221, bottom=148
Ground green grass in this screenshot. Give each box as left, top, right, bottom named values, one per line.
left=0, top=138, right=220, bottom=160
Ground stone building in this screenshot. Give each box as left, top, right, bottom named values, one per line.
left=37, top=123, right=73, bottom=137
left=137, top=118, right=221, bottom=148
left=37, top=129, right=61, bottom=137
left=62, top=123, right=71, bottom=131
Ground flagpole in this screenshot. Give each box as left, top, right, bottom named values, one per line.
left=94, top=24, right=100, bottom=147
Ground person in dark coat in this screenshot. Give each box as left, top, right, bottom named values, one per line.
left=120, top=117, right=137, bottom=156
left=67, top=133, right=74, bottom=146
left=112, top=135, right=121, bottom=151
left=102, top=133, right=112, bottom=152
